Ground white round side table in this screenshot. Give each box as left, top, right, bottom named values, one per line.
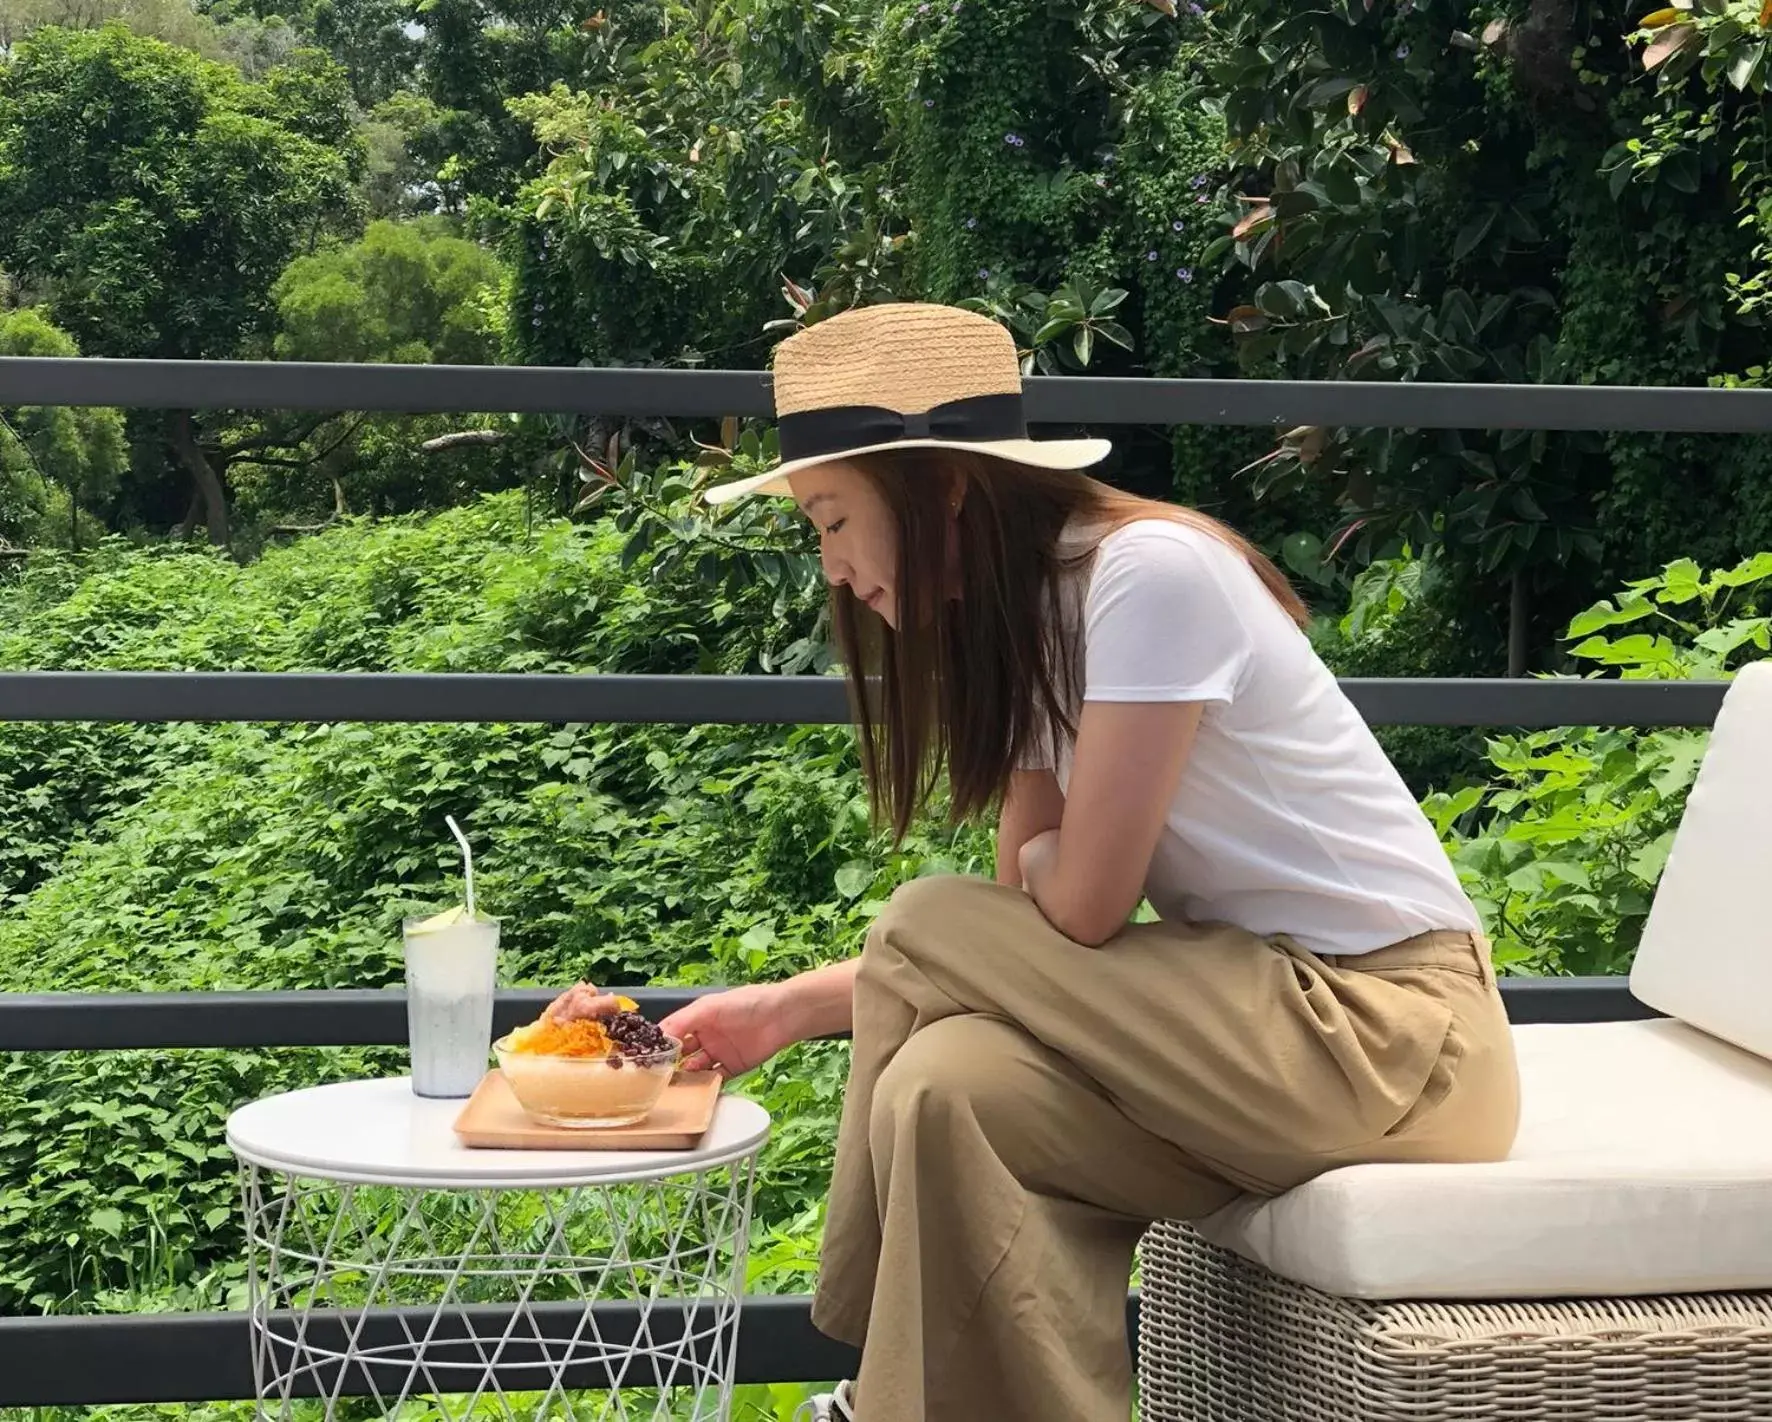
left=226, top=1077, right=771, bottom=1421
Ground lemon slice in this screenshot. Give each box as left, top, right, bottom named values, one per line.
left=409, top=904, right=472, bottom=934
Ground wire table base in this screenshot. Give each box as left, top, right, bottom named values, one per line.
left=230, top=1082, right=767, bottom=1422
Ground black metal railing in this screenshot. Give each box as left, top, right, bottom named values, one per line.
left=0, top=356, right=1745, bottom=1408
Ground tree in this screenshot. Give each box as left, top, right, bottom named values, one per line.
left=274, top=217, right=506, bottom=366
left=0, top=305, right=126, bottom=549
left=217, top=218, right=514, bottom=526
left=0, top=24, right=361, bottom=545
left=1202, top=1, right=1772, bottom=675
left=0, top=0, right=302, bottom=76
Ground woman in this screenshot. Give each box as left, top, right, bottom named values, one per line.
left=660, top=303, right=1520, bottom=1422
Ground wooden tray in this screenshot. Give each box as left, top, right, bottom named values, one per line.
left=453, top=1069, right=723, bottom=1151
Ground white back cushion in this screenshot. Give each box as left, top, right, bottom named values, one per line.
left=1631, top=659, right=1772, bottom=1062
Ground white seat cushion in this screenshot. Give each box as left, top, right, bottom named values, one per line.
left=1191, top=1017, right=1772, bottom=1299
left=1630, top=660, right=1772, bottom=1062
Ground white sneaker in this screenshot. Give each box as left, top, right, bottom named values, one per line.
left=794, top=1379, right=857, bottom=1420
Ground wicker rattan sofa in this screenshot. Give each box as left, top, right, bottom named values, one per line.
left=1138, top=661, right=1772, bottom=1421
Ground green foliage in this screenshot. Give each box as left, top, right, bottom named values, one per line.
left=1203, top=0, right=1772, bottom=670
left=1428, top=552, right=1772, bottom=977
left=0, top=306, right=127, bottom=547
left=273, top=217, right=507, bottom=365
left=0, top=0, right=304, bottom=77
left=0, top=24, right=361, bottom=360
left=1310, top=548, right=1496, bottom=794
left=503, top=6, right=874, bottom=369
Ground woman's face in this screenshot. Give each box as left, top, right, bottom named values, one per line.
left=790, top=462, right=901, bottom=626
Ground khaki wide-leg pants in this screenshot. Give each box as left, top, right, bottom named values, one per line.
left=810, top=874, right=1520, bottom=1422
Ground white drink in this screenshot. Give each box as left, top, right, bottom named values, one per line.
left=402, top=907, right=499, bottom=1098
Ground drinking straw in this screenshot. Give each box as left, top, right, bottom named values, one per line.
left=444, top=814, right=476, bottom=920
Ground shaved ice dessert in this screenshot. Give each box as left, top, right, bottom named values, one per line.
left=494, top=981, right=681, bottom=1128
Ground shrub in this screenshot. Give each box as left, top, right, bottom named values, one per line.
left=1429, top=553, right=1772, bottom=976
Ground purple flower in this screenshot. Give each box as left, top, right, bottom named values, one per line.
left=1396, top=43, right=1410, bottom=59
left=1177, top=268, right=1195, bottom=283
left=1190, top=173, right=1209, bottom=189
left=978, top=268, right=991, bottom=280
left=1195, top=193, right=1209, bottom=204
left=1171, top=219, right=1186, bottom=232
left=924, top=99, right=934, bottom=108
left=1186, top=1, right=1205, bottom=13
left=918, top=2, right=929, bottom=11
left=965, top=216, right=978, bottom=229
left=1147, top=249, right=1160, bottom=261
left=1094, top=174, right=1108, bottom=187
left=1005, top=132, right=1024, bottom=147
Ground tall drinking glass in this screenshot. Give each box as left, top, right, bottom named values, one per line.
left=401, top=908, right=499, bottom=1098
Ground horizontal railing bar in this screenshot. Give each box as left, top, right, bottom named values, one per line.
left=0, top=672, right=1730, bottom=727
left=5, top=357, right=1772, bottom=431
left=0, top=671, right=854, bottom=725
left=0, top=1294, right=881, bottom=1406
left=0, top=978, right=1650, bottom=1052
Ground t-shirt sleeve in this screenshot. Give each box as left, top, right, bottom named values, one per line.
left=1082, top=524, right=1256, bottom=706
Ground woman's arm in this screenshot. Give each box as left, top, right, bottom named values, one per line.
left=660, top=958, right=858, bottom=1076
left=995, top=768, right=1066, bottom=886
left=1018, top=700, right=1202, bottom=946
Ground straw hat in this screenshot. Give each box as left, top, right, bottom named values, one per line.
left=703, top=302, right=1112, bottom=505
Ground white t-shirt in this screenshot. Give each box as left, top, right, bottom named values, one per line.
left=1025, top=518, right=1480, bottom=955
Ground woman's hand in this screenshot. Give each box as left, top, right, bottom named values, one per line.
left=659, top=984, right=796, bottom=1077
left=658, top=959, right=860, bottom=1077
left=1017, top=827, right=1061, bottom=895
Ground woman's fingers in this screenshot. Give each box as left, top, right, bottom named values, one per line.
left=672, top=1026, right=718, bottom=1074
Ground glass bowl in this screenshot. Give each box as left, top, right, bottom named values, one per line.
left=492, top=1032, right=682, bottom=1129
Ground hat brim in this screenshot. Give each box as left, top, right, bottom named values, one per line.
left=702, top=436, right=1113, bottom=506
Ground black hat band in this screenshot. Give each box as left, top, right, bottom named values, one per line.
left=776, top=392, right=1027, bottom=465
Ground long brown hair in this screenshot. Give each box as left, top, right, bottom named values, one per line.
left=830, top=449, right=1310, bottom=840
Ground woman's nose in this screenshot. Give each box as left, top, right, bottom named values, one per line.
left=820, top=545, right=850, bottom=587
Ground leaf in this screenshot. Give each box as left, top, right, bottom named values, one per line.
left=834, top=861, right=873, bottom=899
left=1452, top=210, right=1497, bottom=262
left=1073, top=324, right=1095, bottom=366
left=1569, top=633, right=1679, bottom=667
left=90, top=1207, right=124, bottom=1237
left=1225, top=304, right=1269, bottom=334
left=1629, top=829, right=1677, bottom=885
left=1729, top=42, right=1767, bottom=90
left=1709, top=550, right=1772, bottom=587
left=1231, top=202, right=1273, bottom=239
left=1096, top=320, right=1135, bottom=352
left=1656, top=557, right=1705, bottom=605
left=1639, top=7, right=1684, bottom=26
left=1566, top=597, right=1654, bottom=638
left=1301, top=75, right=1358, bottom=108
left=1322, top=162, right=1361, bottom=207
left=1642, top=22, right=1697, bottom=69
